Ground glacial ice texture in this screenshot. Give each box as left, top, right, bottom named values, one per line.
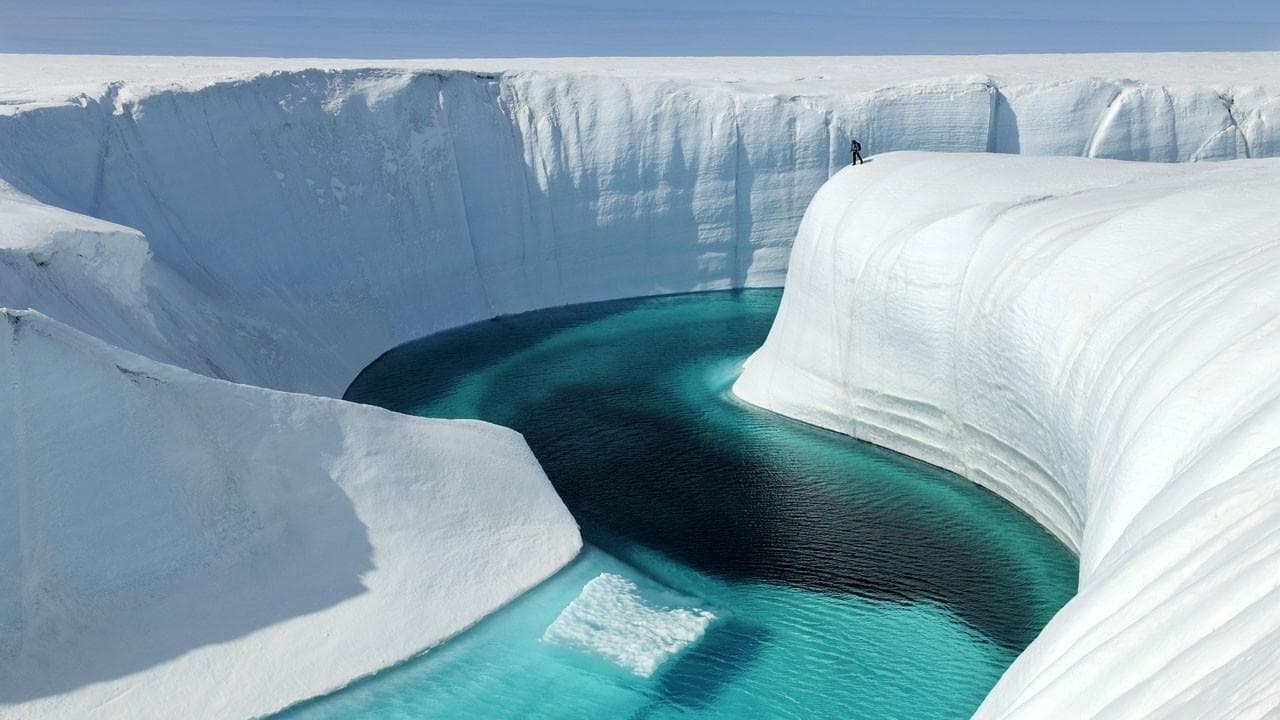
left=2, top=55, right=1280, bottom=397
left=3, top=54, right=1280, bottom=718
left=734, top=152, right=1280, bottom=719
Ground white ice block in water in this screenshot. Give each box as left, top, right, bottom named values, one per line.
left=543, top=573, right=717, bottom=677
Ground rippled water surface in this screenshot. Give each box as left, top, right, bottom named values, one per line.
left=278, top=289, right=1076, bottom=720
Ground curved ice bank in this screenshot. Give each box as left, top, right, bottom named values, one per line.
left=2, top=54, right=1280, bottom=396
left=734, top=152, right=1280, bottom=718
left=0, top=309, right=581, bottom=720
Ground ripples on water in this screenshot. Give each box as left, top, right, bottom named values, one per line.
left=276, top=289, right=1077, bottom=720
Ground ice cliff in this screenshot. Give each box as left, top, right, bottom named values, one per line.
left=2, top=54, right=1280, bottom=718
left=3, top=54, right=1279, bottom=396
left=735, top=152, right=1280, bottom=718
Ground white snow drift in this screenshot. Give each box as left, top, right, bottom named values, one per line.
left=2, top=54, right=1280, bottom=718
left=735, top=152, right=1280, bottom=718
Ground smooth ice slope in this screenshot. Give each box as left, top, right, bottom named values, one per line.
left=0, top=309, right=581, bottom=720
left=735, top=152, right=1280, bottom=718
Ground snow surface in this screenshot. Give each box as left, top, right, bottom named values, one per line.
left=734, top=152, right=1280, bottom=719
left=0, top=308, right=581, bottom=720
left=5, top=52, right=1280, bottom=111
left=2, top=54, right=1280, bottom=718
left=542, top=573, right=716, bottom=677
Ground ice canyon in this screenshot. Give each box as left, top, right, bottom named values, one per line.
left=2, top=53, right=1279, bottom=718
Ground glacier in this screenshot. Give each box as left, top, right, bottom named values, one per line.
left=2, top=53, right=1280, bottom=718
left=735, top=152, right=1280, bottom=718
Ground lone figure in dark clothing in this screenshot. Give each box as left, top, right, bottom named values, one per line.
left=850, top=139, right=864, bottom=165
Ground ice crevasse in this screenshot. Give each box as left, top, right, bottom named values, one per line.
left=2, top=54, right=1280, bottom=719
left=734, top=151, right=1280, bottom=718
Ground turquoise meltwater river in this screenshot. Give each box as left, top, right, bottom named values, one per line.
left=275, top=289, right=1076, bottom=720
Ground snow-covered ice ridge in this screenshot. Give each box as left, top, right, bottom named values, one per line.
left=1, top=54, right=1279, bottom=718
left=735, top=152, right=1280, bottom=718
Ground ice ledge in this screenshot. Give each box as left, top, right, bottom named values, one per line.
left=734, top=152, right=1280, bottom=717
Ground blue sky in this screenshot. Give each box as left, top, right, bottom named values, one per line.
left=2, top=1, right=1278, bottom=57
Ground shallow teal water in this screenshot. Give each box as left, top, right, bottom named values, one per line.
left=278, top=289, right=1076, bottom=720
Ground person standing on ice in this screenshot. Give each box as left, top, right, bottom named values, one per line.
left=850, top=139, right=864, bottom=165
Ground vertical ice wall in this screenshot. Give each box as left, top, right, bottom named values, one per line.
left=2, top=68, right=1277, bottom=396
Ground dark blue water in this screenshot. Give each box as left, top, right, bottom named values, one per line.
left=276, top=289, right=1076, bottom=720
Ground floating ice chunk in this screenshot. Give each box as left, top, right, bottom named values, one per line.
left=542, top=573, right=716, bottom=677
